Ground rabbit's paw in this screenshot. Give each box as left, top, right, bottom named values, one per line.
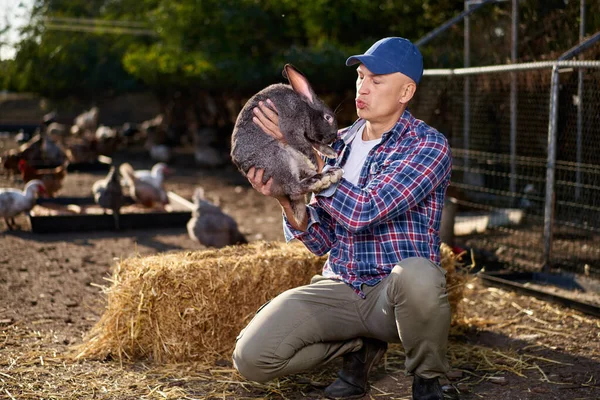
left=305, top=167, right=343, bottom=192
left=325, top=167, right=344, bottom=183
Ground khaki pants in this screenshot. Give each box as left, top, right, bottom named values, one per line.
left=232, top=257, right=451, bottom=382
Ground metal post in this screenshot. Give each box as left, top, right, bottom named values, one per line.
left=576, top=0, right=586, bottom=200
left=510, top=0, right=518, bottom=199
left=414, top=0, right=504, bottom=186
left=543, top=29, right=600, bottom=270
left=463, top=1, right=471, bottom=180
left=544, top=65, right=560, bottom=270
left=416, top=0, right=500, bottom=47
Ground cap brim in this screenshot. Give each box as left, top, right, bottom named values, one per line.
left=345, top=55, right=397, bottom=75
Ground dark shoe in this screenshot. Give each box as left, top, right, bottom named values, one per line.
left=412, top=375, right=444, bottom=400
left=441, top=383, right=461, bottom=400
left=324, top=338, right=388, bottom=399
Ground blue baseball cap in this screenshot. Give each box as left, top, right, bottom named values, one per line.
left=346, top=37, right=424, bottom=84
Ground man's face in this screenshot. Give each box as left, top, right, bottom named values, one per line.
left=355, top=64, right=414, bottom=122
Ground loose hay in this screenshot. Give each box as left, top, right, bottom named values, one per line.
left=5, top=273, right=595, bottom=399
left=75, top=241, right=466, bottom=364
left=441, top=244, right=470, bottom=318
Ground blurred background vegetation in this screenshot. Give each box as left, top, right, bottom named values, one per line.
left=0, top=0, right=599, bottom=132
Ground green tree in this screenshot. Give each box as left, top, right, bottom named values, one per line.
left=10, top=1, right=598, bottom=132
left=3, top=0, right=144, bottom=99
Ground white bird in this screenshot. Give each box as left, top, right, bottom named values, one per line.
left=0, top=180, right=46, bottom=230
left=95, top=125, right=117, bottom=141
left=120, top=163, right=168, bottom=208
left=187, top=187, right=247, bottom=248
left=133, top=162, right=170, bottom=190
left=139, top=114, right=164, bottom=136
left=74, top=106, right=99, bottom=134
left=46, top=122, right=67, bottom=137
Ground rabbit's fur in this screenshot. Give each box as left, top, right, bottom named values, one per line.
left=231, top=64, right=343, bottom=225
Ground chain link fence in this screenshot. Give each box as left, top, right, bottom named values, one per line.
left=411, top=62, right=600, bottom=276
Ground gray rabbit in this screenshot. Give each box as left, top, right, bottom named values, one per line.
left=230, top=64, right=343, bottom=225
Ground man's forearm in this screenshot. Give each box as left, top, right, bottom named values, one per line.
left=280, top=201, right=308, bottom=231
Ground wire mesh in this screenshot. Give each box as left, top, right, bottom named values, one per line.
left=411, top=65, right=600, bottom=276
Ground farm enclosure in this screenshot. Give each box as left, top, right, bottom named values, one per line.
left=1, top=150, right=599, bottom=399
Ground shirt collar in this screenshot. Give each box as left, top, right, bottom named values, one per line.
left=339, top=109, right=414, bottom=145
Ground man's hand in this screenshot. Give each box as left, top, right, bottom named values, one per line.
left=246, top=167, right=290, bottom=208
left=246, top=167, right=273, bottom=196
left=252, top=98, right=325, bottom=173
left=253, top=99, right=285, bottom=144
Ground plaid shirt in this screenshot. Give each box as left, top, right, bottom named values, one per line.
left=284, top=109, right=452, bottom=297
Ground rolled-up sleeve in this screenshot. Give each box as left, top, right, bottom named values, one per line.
left=283, top=199, right=336, bottom=256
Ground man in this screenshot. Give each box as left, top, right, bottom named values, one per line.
left=233, top=37, right=453, bottom=400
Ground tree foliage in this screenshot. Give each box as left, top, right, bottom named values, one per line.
left=1, top=0, right=469, bottom=98
left=1, top=0, right=598, bottom=126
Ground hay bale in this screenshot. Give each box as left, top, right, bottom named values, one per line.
left=75, top=241, right=466, bottom=364
left=440, top=243, right=470, bottom=318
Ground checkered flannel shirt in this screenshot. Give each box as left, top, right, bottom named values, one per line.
left=284, top=109, right=452, bottom=297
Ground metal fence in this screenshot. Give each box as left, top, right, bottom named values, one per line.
left=411, top=60, right=600, bottom=276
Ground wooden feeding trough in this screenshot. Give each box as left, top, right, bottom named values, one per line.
left=29, top=191, right=194, bottom=233
left=66, top=155, right=112, bottom=172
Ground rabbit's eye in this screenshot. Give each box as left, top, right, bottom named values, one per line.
left=324, top=114, right=334, bottom=124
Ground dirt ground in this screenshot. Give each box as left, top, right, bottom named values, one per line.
left=1, top=145, right=599, bottom=400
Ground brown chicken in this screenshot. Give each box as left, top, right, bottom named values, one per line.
left=1, top=133, right=68, bottom=175
left=1, top=149, right=21, bottom=176
left=65, top=138, right=99, bottom=164
left=18, top=159, right=68, bottom=198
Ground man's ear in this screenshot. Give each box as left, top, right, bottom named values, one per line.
left=399, top=82, right=417, bottom=104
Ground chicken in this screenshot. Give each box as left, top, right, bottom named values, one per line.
left=42, top=110, right=57, bottom=125
left=1, top=134, right=68, bottom=176
left=46, top=122, right=67, bottom=138
left=1, top=149, right=21, bottom=176
left=121, top=122, right=140, bottom=138
left=36, top=134, right=67, bottom=166
left=140, top=114, right=172, bottom=162
left=187, top=187, right=247, bottom=248
left=18, top=159, right=68, bottom=198
left=139, top=114, right=165, bottom=139
left=119, top=122, right=141, bottom=146
left=95, top=125, right=115, bottom=141
left=92, top=166, right=127, bottom=230
left=65, top=136, right=100, bottom=164
left=73, top=106, right=99, bottom=136
left=133, top=162, right=170, bottom=190
left=94, top=125, right=120, bottom=156
left=119, top=162, right=168, bottom=208
left=0, top=180, right=46, bottom=230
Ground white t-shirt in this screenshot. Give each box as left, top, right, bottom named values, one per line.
left=343, top=125, right=381, bottom=185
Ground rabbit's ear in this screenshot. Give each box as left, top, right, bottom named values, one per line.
left=283, top=64, right=315, bottom=104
